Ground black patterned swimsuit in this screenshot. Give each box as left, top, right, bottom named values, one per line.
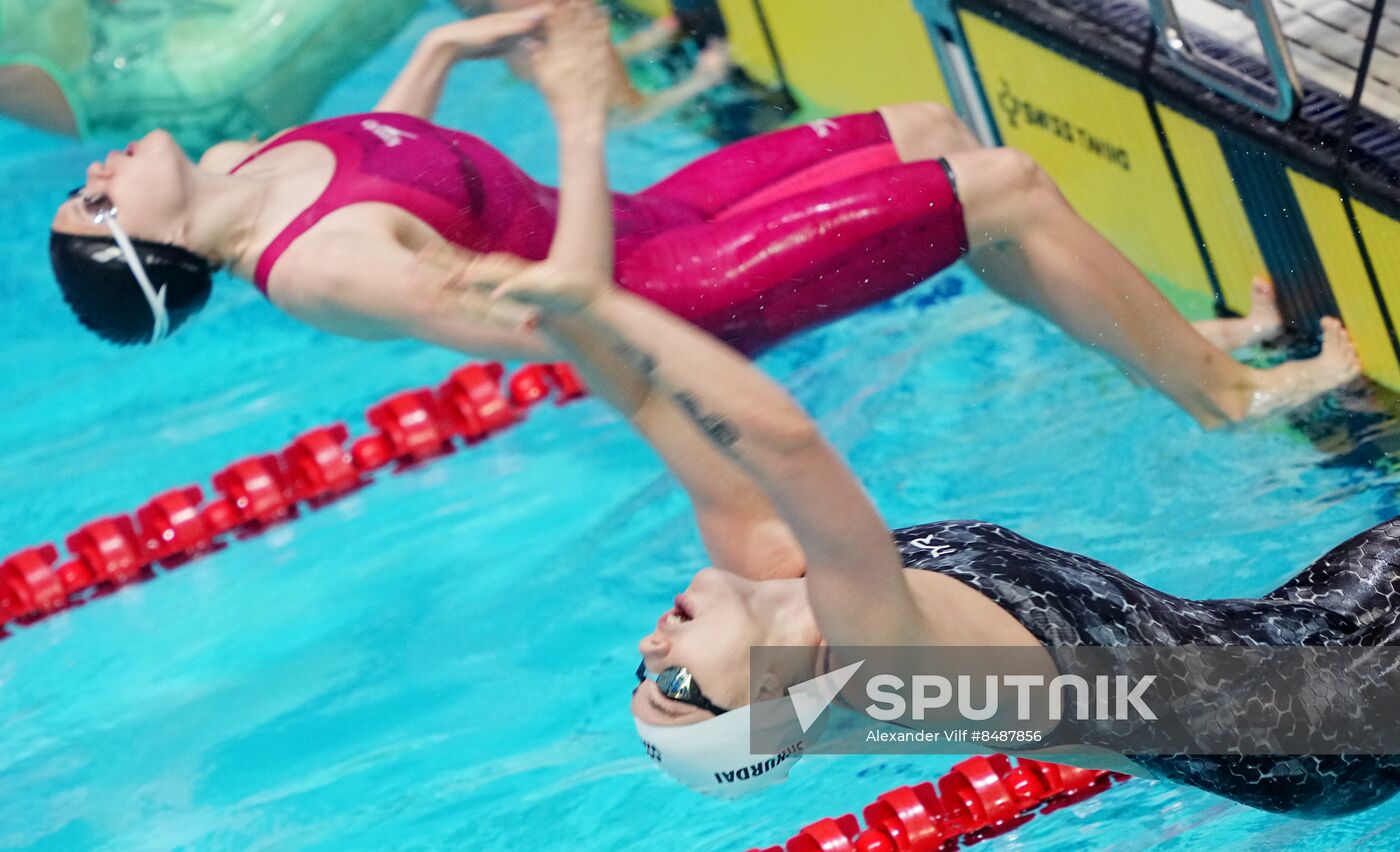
left=893, top=519, right=1400, bottom=817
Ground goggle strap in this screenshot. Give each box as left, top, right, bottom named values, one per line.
left=98, top=208, right=170, bottom=343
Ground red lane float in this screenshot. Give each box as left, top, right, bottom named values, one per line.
left=283, top=426, right=358, bottom=503
left=211, top=455, right=296, bottom=528
left=750, top=757, right=1129, bottom=852
left=0, top=361, right=587, bottom=635
left=439, top=363, right=518, bottom=443
left=364, top=390, right=456, bottom=465
left=0, top=546, right=64, bottom=624
left=137, top=486, right=211, bottom=564
left=62, top=517, right=150, bottom=593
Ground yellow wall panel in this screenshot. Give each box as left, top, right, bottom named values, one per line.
left=716, top=0, right=780, bottom=88
left=1355, top=201, right=1400, bottom=391
left=960, top=12, right=1215, bottom=312
left=620, top=0, right=672, bottom=17
left=1156, top=107, right=1267, bottom=316
left=1287, top=172, right=1400, bottom=389
left=752, top=0, right=951, bottom=114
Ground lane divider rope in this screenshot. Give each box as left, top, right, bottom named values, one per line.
left=0, top=361, right=586, bottom=634
left=0, top=363, right=1130, bottom=844
left=745, top=755, right=1130, bottom=851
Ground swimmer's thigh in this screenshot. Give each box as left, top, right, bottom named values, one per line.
left=620, top=159, right=967, bottom=353
left=640, top=112, right=893, bottom=218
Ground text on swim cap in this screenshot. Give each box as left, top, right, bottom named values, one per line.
left=713, top=741, right=804, bottom=785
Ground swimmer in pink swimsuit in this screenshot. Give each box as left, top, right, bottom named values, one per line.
left=229, top=109, right=961, bottom=353
left=49, top=1, right=1359, bottom=426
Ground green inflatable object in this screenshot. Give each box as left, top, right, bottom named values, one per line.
left=0, top=0, right=424, bottom=152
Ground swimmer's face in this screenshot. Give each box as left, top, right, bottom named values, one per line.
left=51, top=130, right=195, bottom=244
left=633, top=567, right=767, bottom=726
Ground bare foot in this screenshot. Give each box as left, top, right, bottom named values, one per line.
left=1193, top=277, right=1284, bottom=351
left=1242, top=317, right=1361, bottom=420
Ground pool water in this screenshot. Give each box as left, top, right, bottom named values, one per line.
left=4, top=4, right=1400, bottom=849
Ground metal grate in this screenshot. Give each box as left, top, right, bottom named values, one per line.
left=1171, top=0, right=1400, bottom=120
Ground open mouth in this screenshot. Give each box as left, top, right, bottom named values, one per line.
left=658, top=594, right=694, bottom=629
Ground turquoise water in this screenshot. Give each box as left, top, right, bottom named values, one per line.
left=4, top=4, right=1400, bottom=849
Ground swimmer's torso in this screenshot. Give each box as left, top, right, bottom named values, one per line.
left=222, top=110, right=969, bottom=353
left=230, top=113, right=557, bottom=295
left=226, top=113, right=697, bottom=312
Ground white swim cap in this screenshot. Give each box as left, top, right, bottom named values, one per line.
left=634, top=695, right=824, bottom=798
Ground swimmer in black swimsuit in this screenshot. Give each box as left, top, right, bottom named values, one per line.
left=438, top=88, right=1400, bottom=816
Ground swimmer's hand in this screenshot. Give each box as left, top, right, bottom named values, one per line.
left=423, top=244, right=612, bottom=325
left=411, top=245, right=596, bottom=329
left=417, top=244, right=536, bottom=328
left=491, top=261, right=615, bottom=317
left=530, top=0, right=614, bottom=117
left=693, top=39, right=732, bottom=86
left=427, top=4, right=550, bottom=60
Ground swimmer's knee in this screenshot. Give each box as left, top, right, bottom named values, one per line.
left=985, top=149, right=1064, bottom=213
left=991, top=148, right=1050, bottom=190
left=952, top=148, right=1067, bottom=244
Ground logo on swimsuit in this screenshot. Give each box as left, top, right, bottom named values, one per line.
left=808, top=118, right=841, bottom=139
left=907, top=535, right=956, bottom=560
left=360, top=118, right=419, bottom=148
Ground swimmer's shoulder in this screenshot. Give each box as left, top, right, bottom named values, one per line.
left=198, top=127, right=299, bottom=174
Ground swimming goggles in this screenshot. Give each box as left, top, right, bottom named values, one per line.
left=636, top=660, right=731, bottom=716
left=68, top=187, right=171, bottom=343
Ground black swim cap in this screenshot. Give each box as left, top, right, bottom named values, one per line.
left=49, top=231, right=212, bottom=345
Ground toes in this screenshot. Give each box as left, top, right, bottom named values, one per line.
left=1316, top=316, right=1349, bottom=338
left=1320, top=318, right=1363, bottom=373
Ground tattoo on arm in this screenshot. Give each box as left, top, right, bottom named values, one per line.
left=571, top=313, right=742, bottom=453
left=671, top=390, right=741, bottom=451
left=609, top=337, right=658, bottom=377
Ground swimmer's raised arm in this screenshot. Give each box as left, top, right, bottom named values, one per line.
left=375, top=6, right=549, bottom=120
left=525, top=288, right=922, bottom=644
left=530, top=0, right=616, bottom=276
left=442, top=1, right=804, bottom=580
left=612, top=40, right=732, bottom=129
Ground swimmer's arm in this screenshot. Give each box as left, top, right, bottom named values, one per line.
left=545, top=314, right=806, bottom=580
left=376, top=8, right=549, bottom=120
left=615, top=15, right=680, bottom=60
left=376, top=30, right=459, bottom=119
left=538, top=293, right=927, bottom=646
left=612, top=41, right=731, bottom=128
left=547, top=90, right=612, bottom=275
left=532, top=12, right=802, bottom=579
left=536, top=0, right=616, bottom=275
